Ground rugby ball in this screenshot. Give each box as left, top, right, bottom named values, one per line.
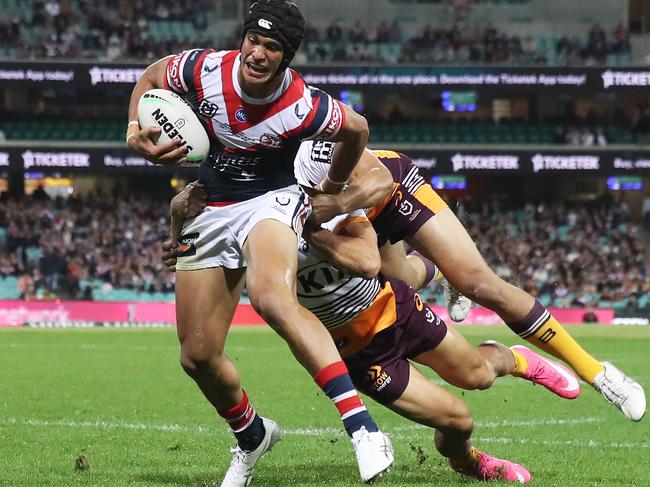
left=137, top=89, right=210, bottom=164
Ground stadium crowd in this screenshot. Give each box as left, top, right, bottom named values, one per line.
left=422, top=196, right=649, bottom=312
left=305, top=21, right=629, bottom=65
left=1, top=190, right=648, bottom=313
left=0, top=0, right=631, bottom=66
left=0, top=189, right=174, bottom=301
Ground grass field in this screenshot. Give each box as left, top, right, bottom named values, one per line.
left=1, top=325, right=649, bottom=487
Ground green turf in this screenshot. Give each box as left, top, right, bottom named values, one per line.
left=0, top=325, right=648, bottom=486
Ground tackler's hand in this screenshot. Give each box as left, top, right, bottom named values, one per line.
left=161, top=240, right=180, bottom=272
left=308, top=192, right=345, bottom=226
left=171, top=181, right=208, bottom=219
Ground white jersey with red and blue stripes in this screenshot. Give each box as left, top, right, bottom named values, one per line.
left=164, top=49, right=345, bottom=202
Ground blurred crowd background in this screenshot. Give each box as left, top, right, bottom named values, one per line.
left=1, top=190, right=647, bottom=315
left=0, top=0, right=649, bottom=316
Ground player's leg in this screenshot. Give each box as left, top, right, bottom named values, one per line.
left=413, top=326, right=580, bottom=399
left=379, top=241, right=470, bottom=322
left=406, top=208, right=646, bottom=419
left=244, top=217, right=393, bottom=482
left=375, top=363, right=531, bottom=483
left=395, top=366, right=531, bottom=483
left=175, top=267, right=245, bottom=412
left=378, top=241, right=438, bottom=289
left=176, top=267, right=282, bottom=487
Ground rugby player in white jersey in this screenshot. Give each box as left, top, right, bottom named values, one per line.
left=126, top=1, right=393, bottom=485
left=298, top=141, right=646, bottom=422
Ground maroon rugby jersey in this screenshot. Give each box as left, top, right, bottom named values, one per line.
left=164, top=49, right=345, bottom=202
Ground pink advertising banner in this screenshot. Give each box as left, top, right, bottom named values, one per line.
left=0, top=300, right=614, bottom=328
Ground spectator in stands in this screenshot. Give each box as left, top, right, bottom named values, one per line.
left=18, top=272, right=35, bottom=300
left=1, top=190, right=174, bottom=301
left=643, top=196, right=650, bottom=231
left=325, top=20, right=343, bottom=41
left=612, top=22, right=630, bottom=53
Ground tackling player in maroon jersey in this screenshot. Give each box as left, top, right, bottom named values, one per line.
left=299, top=142, right=645, bottom=422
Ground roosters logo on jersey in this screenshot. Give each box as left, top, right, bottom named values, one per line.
left=257, top=18, right=272, bottom=30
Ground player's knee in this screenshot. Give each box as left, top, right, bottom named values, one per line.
left=249, top=284, right=296, bottom=329
left=454, top=362, right=495, bottom=390
left=179, top=339, right=225, bottom=378
left=438, top=399, right=473, bottom=435
left=454, top=266, right=508, bottom=309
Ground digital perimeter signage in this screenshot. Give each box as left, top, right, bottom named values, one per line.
left=1, top=146, right=650, bottom=175
left=2, top=61, right=650, bottom=92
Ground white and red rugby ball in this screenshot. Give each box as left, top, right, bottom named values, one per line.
left=137, top=88, right=210, bottom=164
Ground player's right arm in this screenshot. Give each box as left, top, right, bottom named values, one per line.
left=125, top=57, right=188, bottom=165
left=309, top=149, right=394, bottom=225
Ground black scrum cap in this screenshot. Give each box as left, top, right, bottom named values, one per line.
left=243, top=0, right=305, bottom=71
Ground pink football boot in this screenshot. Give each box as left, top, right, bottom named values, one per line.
left=449, top=449, right=532, bottom=483
left=511, top=345, right=581, bottom=399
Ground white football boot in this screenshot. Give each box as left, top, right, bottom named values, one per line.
left=221, top=417, right=282, bottom=487
left=442, top=280, right=472, bottom=322
left=593, top=362, right=646, bottom=422
left=351, top=426, right=394, bottom=483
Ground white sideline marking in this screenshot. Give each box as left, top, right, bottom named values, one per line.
left=0, top=416, right=602, bottom=434
left=3, top=416, right=647, bottom=449
left=472, top=436, right=650, bottom=450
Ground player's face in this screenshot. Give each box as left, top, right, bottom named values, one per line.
left=240, top=32, right=284, bottom=88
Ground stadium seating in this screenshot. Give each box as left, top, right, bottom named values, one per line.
left=0, top=119, right=636, bottom=145
left=0, top=0, right=631, bottom=66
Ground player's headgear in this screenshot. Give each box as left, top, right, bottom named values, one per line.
left=243, top=0, right=305, bottom=71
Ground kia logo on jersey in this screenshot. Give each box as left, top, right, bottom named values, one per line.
left=235, top=108, right=248, bottom=122
left=258, top=18, right=272, bottom=29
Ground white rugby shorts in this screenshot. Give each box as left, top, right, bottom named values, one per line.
left=175, top=184, right=311, bottom=270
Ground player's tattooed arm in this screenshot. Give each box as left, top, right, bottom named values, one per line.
left=304, top=219, right=380, bottom=279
